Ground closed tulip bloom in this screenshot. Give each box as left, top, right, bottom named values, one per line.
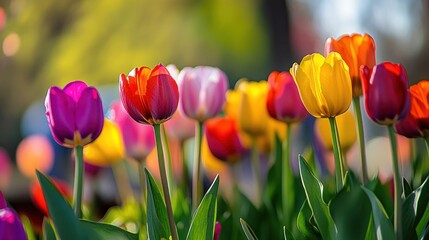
left=0, top=192, right=27, bottom=240
left=395, top=80, right=429, bottom=137
left=205, top=117, right=246, bottom=163
left=119, top=64, right=179, bottom=125
left=109, top=101, right=155, bottom=160
left=290, top=52, right=352, bottom=118
left=45, top=81, right=104, bottom=147
left=325, top=33, right=376, bottom=97
left=266, top=71, right=308, bottom=123
left=178, top=66, right=228, bottom=122
left=83, top=119, right=126, bottom=166
left=361, top=62, right=410, bottom=125
left=315, top=110, right=357, bottom=151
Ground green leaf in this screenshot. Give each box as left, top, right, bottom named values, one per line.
left=240, top=218, right=259, bottom=240
left=402, top=178, right=413, bottom=198
left=330, top=172, right=372, bottom=240
left=186, top=175, right=219, bottom=240
left=296, top=200, right=320, bottom=240
left=21, top=215, right=37, bottom=240
left=283, top=226, right=295, bottom=240
left=172, top=188, right=192, bottom=240
left=36, top=171, right=85, bottom=240
left=43, top=218, right=56, bottom=240
left=145, top=169, right=171, bottom=240
left=298, top=155, right=337, bottom=240
left=80, top=220, right=138, bottom=240
left=361, top=186, right=396, bottom=240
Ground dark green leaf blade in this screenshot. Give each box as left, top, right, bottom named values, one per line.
left=186, top=175, right=219, bottom=240
left=145, top=169, right=171, bottom=240
left=42, top=218, right=56, bottom=240
left=240, top=218, right=259, bottom=240
left=80, top=220, right=138, bottom=240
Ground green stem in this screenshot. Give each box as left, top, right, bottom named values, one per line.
left=424, top=137, right=429, bottom=157
left=153, top=124, right=179, bottom=240
left=192, top=121, right=204, bottom=212
left=282, top=123, right=294, bottom=227
left=138, top=159, right=147, bottom=205
left=112, top=160, right=134, bottom=205
left=328, top=117, right=344, bottom=191
left=251, top=138, right=262, bottom=207
left=387, top=125, right=403, bottom=239
left=180, top=140, right=190, bottom=199
left=353, top=97, right=369, bottom=184
left=73, top=145, right=84, bottom=218
left=161, top=124, right=175, bottom=195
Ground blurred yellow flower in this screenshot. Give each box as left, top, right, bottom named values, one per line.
left=315, top=110, right=357, bottom=151
left=290, top=52, right=352, bottom=118
left=83, top=119, right=125, bottom=166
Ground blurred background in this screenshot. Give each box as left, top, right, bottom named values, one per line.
left=0, top=0, right=429, bottom=227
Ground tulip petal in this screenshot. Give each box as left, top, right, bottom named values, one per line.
left=63, top=81, right=88, bottom=103
left=45, top=87, right=76, bottom=145
left=76, top=87, right=104, bottom=145
left=119, top=72, right=150, bottom=124
left=200, top=67, right=228, bottom=120
left=179, top=67, right=202, bottom=119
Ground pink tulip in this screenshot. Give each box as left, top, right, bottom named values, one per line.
left=178, top=66, right=228, bottom=122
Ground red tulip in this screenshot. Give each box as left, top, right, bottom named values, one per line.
left=395, top=80, right=429, bottom=137
left=266, top=71, right=308, bottom=123
left=119, top=64, right=179, bottom=125
left=361, top=62, right=410, bottom=125
left=45, top=81, right=104, bottom=147
left=205, top=117, right=246, bottom=163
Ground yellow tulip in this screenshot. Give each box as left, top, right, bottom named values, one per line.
left=83, top=119, right=126, bottom=166
left=290, top=52, right=352, bottom=118
left=315, top=110, right=357, bottom=151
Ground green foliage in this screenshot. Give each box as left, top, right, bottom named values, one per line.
left=186, top=175, right=219, bottom=240
left=42, top=218, right=56, bottom=240
left=240, top=218, right=259, bottom=240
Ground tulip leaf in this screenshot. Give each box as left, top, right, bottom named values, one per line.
left=402, top=177, right=413, bottom=198
left=283, top=226, right=295, bottom=240
left=296, top=200, right=321, bottom=240
left=42, top=218, right=56, bottom=240
left=402, top=191, right=418, bottom=240
left=361, top=186, right=396, bottom=240
left=330, top=172, right=372, bottom=240
left=145, top=169, right=171, bottom=240
left=80, top=220, right=139, bottom=240
left=240, top=218, right=259, bottom=240
left=298, top=155, right=337, bottom=240
left=36, top=171, right=86, bottom=240
left=186, top=175, right=219, bottom=240
left=411, top=176, right=429, bottom=237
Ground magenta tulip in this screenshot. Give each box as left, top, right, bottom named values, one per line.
left=109, top=100, right=155, bottom=160
left=178, top=66, right=228, bottom=122
left=361, top=62, right=410, bottom=125
left=45, top=81, right=104, bottom=148
left=0, top=192, right=27, bottom=240
left=266, top=71, right=308, bottom=123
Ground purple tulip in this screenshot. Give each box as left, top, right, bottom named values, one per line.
left=45, top=81, right=104, bottom=148
left=178, top=66, right=228, bottom=122
left=0, top=192, right=27, bottom=240
left=109, top=100, right=155, bottom=161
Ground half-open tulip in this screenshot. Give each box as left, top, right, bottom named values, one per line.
left=361, top=62, right=410, bottom=125
left=83, top=118, right=125, bottom=166
left=109, top=100, right=155, bottom=161
left=45, top=81, right=104, bottom=148
left=178, top=66, right=228, bottom=122
left=119, top=64, right=179, bottom=125
left=325, top=33, right=376, bottom=97
left=290, top=52, right=352, bottom=118
left=266, top=71, right=308, bottom=123
left=0, top=192, right=27, bottom=240
left=395, top=80, right=429, bottom=138
left=205, top=116, right=246, bottom=163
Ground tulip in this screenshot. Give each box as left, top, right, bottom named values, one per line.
left=45, top=81, right=104, bottom=148
left=315, top=110, right=357, bottom=152
left=119, top=64, right=179, bottom=125
left=291, top=52, right=352, bottom=191
left=361, top=62, right=410, bottom=125
left=361, top=62, right=410, bottom=237
left=290, top=52, right=352, bottom=118
left=325, top=33, right=376, bottom=97
left=0, top=148, right=12, bottom=191
left=83, top=119, right=125, bottom=166
left=119, top=64, right=179, bottom=240
left=325, top=33, right=376, bottom=184
left=178, top=66, right=228, bottom=122
left=0, top=192, right=27, bottom=240
left=205, top=117, right=246, bottom=164
left=16, top=135, right=54, bottom=179
left=214, top=221, right=222, bottom=240
left=109, top=101, right=155, bottom=161
left=266, top=71, right=307, bottom=123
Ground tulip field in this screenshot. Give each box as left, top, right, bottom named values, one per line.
left=2, top=33, right=429, bottom=240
